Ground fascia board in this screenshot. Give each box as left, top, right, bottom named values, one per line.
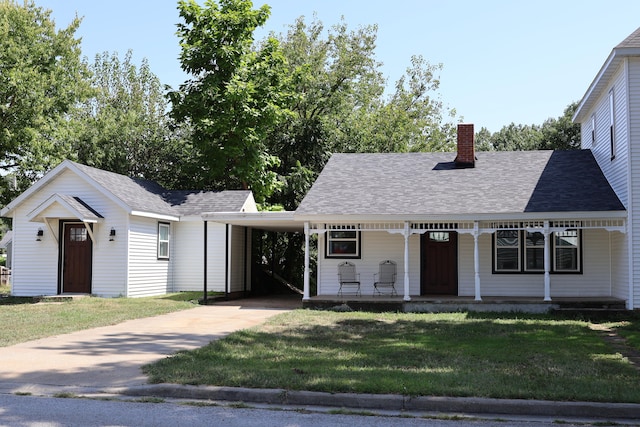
left=130, top=210, right=180, bottom=222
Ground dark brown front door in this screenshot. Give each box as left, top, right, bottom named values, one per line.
left=62, top=223, right=92, bottom=293
left=421, top=231, right=458, bottom=295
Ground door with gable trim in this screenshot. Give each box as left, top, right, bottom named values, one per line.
left=61, top=222, right=92, bottom=293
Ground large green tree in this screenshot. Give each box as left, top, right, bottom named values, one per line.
left=71, top=51, right=194, bottom=189
left=169, top=0, right=290, bottom=202
left=0, top=0, right=90, bottom=203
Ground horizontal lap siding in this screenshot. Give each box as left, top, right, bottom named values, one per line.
left=127, top=218, right=171, bottom=297
left=317, top=231, right=420, bottom=296
left=317, top=229, right=614, bottom=298
left=611, top=231, right=629, bottom=300
left=459, top=230, right=612, bottom=297
left=630, top=58, right=640, bottom=308
left=172, top=221, right=226, bottom=292
left=11, top=169, right=127, bottom=297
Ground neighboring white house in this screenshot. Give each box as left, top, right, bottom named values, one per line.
left=1, top=160, right=256, bottom=298
left=573, top=26, right=640, bottom=310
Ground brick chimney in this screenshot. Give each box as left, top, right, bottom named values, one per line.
left=455, top=123, right=475, bottom=168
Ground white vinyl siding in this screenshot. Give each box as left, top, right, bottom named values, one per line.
left=172, top=221, right=227, bottom=292
left=9, top=169, right=127, bottom=297
left=316, top=229, right=617, bottom=298
left=628, top=57, right=640, bottom=308
left=459, top=229, right=614, bottom=298
left=584, top=64, right=629, bottom=207
left=317, top=231, right=420, bottom=296
left=127, top=217, right=173, bottom=297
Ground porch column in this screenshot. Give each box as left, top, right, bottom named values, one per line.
left=473, top=222, right=481, bottom=301
left=403, top=221, right=411, bottom=302
left=543, top=221, right=551, bottom=301
left=303, top=222, right=310, bottom=301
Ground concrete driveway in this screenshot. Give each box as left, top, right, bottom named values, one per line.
left=0, top=296, right=298, bottom=393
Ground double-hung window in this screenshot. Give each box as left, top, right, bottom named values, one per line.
left=609, top=89, right=615, bottom=160
left=591, top=114, right=596, bottom=147
left=494, top=230, right=520, bottom=272
left=494, top=230, right=581, bottom=273
left=158, top=222, right=170, bottom=260
left=326, top=229, right=360, bottom=258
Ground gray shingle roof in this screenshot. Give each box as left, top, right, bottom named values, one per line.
left=71, top=162, right=249, bottom=216
left=616, top=27, right=640, bottom=49
left=58, top=194, right=104, bottom=220
left=295, top=150, right=625, bottom=216
left=165, top=190, right=252, bottom=216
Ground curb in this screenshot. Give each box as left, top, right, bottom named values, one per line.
left=120, top=384, right=640, bottom=420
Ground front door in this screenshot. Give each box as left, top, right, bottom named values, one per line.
left=421, top=231, right=458, bottom=295
left=62, top=223, right=92, bottom=293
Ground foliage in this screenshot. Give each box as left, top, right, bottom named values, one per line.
left=169, top=0, right=290, bottom=203
left=70, top=51, right=194, bottom=188
left=144, top=310, right=640, bottom=403
left=477, top=102, right=580, bottom=151
left=0, top=0, right=91, bottom=204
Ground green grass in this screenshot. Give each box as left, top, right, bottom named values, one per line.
left=0, top=292, right=204, bottom=347
left=143, top=310, right=640, bottom=403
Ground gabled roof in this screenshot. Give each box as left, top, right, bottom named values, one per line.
left=27, top=194, right=104, bottom=223
left=1, top=160, right=254, bottom=220
left=574, top=26, right=640, bottom=123
left=295, top=150, right=625, bottom=219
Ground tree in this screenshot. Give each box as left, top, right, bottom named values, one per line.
left=0, top=0, right=90, bottom=204
left=71, top=51, right=194, bottom=189
left=539, top=102, right=580, bottom=150
left=169, top=0, right=290, bottom=203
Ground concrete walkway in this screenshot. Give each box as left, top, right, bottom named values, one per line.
left=0, top=297, right=296, bottom=391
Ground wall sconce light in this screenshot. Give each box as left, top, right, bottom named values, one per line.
left=36, top=228, right=44, bottom=241
left=109, top=228, right=116, bottom=241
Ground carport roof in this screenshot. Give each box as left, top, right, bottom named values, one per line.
left=201, top=211, right=302, bottom=232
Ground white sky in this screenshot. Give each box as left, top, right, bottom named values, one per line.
left=36, top=0, right=640, bottom=132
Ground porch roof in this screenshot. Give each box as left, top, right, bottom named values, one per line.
left=202, top=211, right=302, bottom=232
left=27, top=194, right=104, bottom=223
left=295, top=150, right=625, bottom=218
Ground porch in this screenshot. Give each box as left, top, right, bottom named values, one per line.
left=303, top=295, right=627, bottom=314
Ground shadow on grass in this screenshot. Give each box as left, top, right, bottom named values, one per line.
left=144, top=312, right=640, bottom=402
left=156, top=291, right=222, bottom=302
left=0, top=296, right=38, bottom=306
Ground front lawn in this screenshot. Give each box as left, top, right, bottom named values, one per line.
left=144, top=310, right=640, bottom=403
left=0, top=292, right=206, bottom=347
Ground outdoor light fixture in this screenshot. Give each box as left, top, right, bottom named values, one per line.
left=36, top=228, right=43, bottom=241
left=109, top=227, right=116, bottom=241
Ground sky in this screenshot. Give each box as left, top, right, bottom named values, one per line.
left=35, top=0, right=640, bottom=132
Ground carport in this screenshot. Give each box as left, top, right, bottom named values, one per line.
left=201, top=211, right=304, bottom=301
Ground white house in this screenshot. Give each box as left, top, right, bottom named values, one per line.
left=1, top=160, right=256, bottom=298
left=573, top=26, right=640, bottom=310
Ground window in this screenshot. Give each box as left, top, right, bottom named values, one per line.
left=493, top=230, right=581, bottom=273
left=158, top=222, right=170, bottom=260
left=524, top=231, right=544, bottom=272
left=554, top=230, right=580, bottom=272
left=591, top=114, right=596, bottom=147
left=70, top=227, right=87, bottom=242
left=326, top=229, right=360, bottom=258
left=609, top=90, right=615, bottom=160
left=495, top=230, right=520, bottom=272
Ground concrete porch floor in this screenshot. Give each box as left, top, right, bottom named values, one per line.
left=303, top=295, right=628, bottom=314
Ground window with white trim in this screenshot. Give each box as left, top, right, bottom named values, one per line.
left=494, top=230, right=520, bottom=272
left=609, top=89, right=615, bottom=160
left=524, top=231, right=544, bottom=272
left=590, top=114, right=596, bottom=147
left=493, top=230, right=581, bottom=273
left=158, top=222, right=170, bottom=260
left=326, top=229, right=360, bottom=258
left=554, top=230, right=580, bottom=272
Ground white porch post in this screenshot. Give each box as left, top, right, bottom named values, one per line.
left=303, top=222, right=310, bottom=301
left=403, top=221, right=411, bottom=302
left=543, top=221, right=551, bottom=301
left=473, top=222, right=482, bottom=301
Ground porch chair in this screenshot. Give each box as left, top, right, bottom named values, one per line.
left=373, top=260, right=397, bottom=296
left=337, top=261, right=361, bottom=296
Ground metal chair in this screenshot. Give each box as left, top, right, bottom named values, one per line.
left=337, top=261, right=361, bottom=296
left=373, top=260, right=397, bottom=296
